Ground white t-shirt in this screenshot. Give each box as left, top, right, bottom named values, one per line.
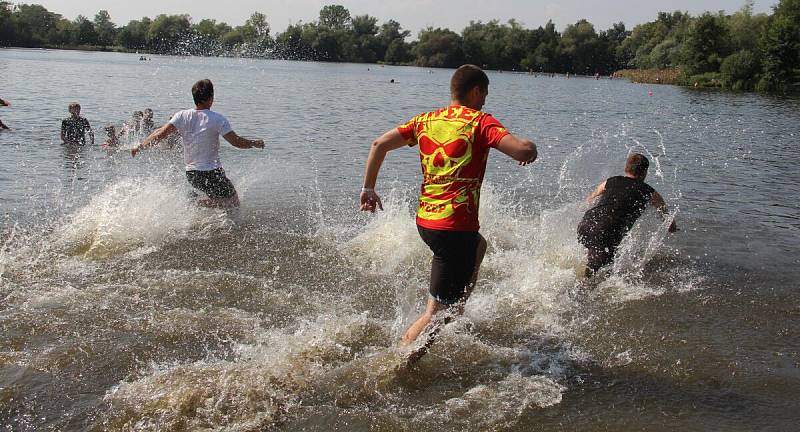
left=168, top=109, right=233, bottom=171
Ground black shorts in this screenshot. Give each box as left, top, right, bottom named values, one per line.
left=185, top=168, right=237, bottom=199
left=577, top=220, right=622, bottom=273
left=417, top=225, right=481, bottom=305
left=582, top=241, right=617, bottom=274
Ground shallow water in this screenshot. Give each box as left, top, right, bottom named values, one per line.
left=1, top=48, right=799, bottom=431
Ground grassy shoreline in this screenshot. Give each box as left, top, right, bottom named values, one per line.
left=614, top=69, right=680, bottom=85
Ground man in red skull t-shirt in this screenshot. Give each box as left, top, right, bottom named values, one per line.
left=359, top=64, right=538, bottom=365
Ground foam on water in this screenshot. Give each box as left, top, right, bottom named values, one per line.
left=0, top=118, right=703, bottom=430
left=83, top=174, right=701, bottom=430
left=54, top=177, right=234, bottom=258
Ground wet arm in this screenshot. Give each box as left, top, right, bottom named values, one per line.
left=650, top=191, right=678, bottom=232
left=495, top=134, right=537, bottom=164
left=132, top=123, right=176, bottom=156
left=360, top=128, right=411, bottom=212
left=586, top=180, right=607, bottom=203
left=363, top=129, right=410, bottom=189
left=223, top=131, right=264, bottom=149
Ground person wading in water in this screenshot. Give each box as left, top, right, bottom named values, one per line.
left=132, top=79, right=264, bottom=208
left=359, top=64, right=538, bottom=365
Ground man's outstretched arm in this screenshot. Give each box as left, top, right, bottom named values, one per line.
left=223, top=131, right=264, bottom=149
left=495, top=134, right=537, bottom=165
left=650, top=191, right=678, bottom=232
left=360, top=128, right=411, bottom=212
left=132, top=123, right=177, bottom=156
left=585, top=181, right=607, bottom=203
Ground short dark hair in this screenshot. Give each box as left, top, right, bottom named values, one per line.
left=192, top=79, right=214, bottom=105
left=625, top=153, right=650, bottom=178
left=68, top=102, right=81, bottom=112
left=450, top=64, right=489, bottom=100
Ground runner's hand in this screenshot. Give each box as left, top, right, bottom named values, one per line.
left=360, top=190, right=383, bottom=213
left=252, top=139, right=265, bottom=149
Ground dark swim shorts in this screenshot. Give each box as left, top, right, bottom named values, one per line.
left=185, top=168, right=237, bottom=199
left=577, top=219, right=622, bottom=274
left=417, top=225, right=481, bottom=305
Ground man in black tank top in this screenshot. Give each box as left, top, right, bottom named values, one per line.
left=578, top=154, right=677, bottom=277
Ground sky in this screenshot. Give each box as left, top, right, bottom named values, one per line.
left=26, top=0, right=776, bottom=36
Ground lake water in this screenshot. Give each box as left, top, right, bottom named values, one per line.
left=1, top=48, right=799, bottom=431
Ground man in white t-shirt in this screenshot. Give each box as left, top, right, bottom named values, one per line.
left=132, top=79, right=264, bottom=208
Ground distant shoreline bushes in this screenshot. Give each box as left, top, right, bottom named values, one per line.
left=1, top=0, right=797, bottom=93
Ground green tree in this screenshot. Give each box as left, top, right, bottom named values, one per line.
left=319, top=5, right=351, bottom=30
left=681, top=12, right=730, bottom=77
left=0, top=1, right=14, bottom=46
left=116, top=18, right=151, bottom=50
left=221, top=29, right=244, bottom=48
left=560, top=19, right=603, bottom=74
left=46, top=18, right=75, bottom=46
left=603, top=22, right=630, bottom=68
left=275, top=22, right=315, bottom=59
left=414, top=27, right=464, bottom=68
left=93, top=10, right=116, bottom=47
left=147, top=14, right=191, bottom=52
left=349, top=14, right=380, bottom=62
left=240, top=12, right=273, bottom=54
left=385, top=38, right=411, bottom=63
left=619, top=11, right=690, bottom=69
left=728, top=1, right=769, bottom=52
left=461, top=20, right=498, bottom=68
left=721, top=49, right=761, bottom=90
left=193, top=19, right=231, bottom=40
left=757, top=0, right=800, bottom=92
left=74, top=15, right=98, bottom=46
left=521, top=20, right=561, bottom=72
left=13, top=4, right=61, bottom=46
left=378, top=19, right=410, bottom=63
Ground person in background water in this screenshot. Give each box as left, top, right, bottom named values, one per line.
left=101, top=124, right=119, bottom=151
left=61, top=102, right=94, bottom=145
left=577, top=153, right=678, bottom=277
left=141, top=108, right=155, bottom=135
left=131, top=79, right=264, bottom=208
left=359, top=64, right=538, bottom=366
left=0, top=97, right=10, bottom=129
left=121, top=110, right=144, bottom=139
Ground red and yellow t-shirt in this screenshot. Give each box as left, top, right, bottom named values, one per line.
left=397, top=105, right=510, bottom=232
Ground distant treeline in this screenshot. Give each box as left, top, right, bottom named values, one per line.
left=1, top=1, right=798, bottom=93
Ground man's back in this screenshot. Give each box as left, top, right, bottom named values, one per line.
left=168, top=108, right=232, bottom=171
left=581, top=176, right=655, bottom=241
left=398, top=105, right=509, bottom=231
left=62, top=116, right=90, bottom=144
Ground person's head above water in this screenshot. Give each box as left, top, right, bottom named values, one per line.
left=450, top=64, right=489, bottom=111
left=192, top=79, right=214, bottom=109
left=143, top=108, right=153, bottom=120
left=132, top=111, right=143, bottom=120
left=68, top=102, right=81, bottom=117
left=624, top=153, right=649, bottom=180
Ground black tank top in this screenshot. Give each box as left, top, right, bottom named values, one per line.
left=581, top=176, right=655, bottom=239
